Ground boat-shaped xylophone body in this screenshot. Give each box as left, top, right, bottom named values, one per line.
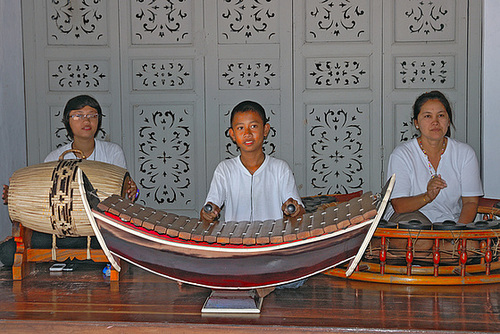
left=83, top=174, right=395, bottom=290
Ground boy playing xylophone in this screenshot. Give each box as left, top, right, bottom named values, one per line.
left=200, top=100, right=305, bottom=224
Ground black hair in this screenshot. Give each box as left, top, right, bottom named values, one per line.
left=412, top=90, right=454, bottom=137
left=62, top=95, right=103, bottom=139
left=230, top=100, right=268, bottom=127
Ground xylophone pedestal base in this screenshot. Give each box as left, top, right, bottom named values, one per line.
left=202, top=289, right=267, bottom=314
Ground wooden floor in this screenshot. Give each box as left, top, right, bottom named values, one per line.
left=0, top=262, right=499, bottom=333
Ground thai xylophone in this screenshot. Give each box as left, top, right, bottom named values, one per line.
left=85, top=175, right=395, bottom=289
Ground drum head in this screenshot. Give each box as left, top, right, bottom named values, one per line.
left=433, top=220, right=467, bottom=230
left=378, top=219, right=397, bottom=228
left=466, top=220, right=500, bottom=230
left=398, top=219, right=432, bottom=230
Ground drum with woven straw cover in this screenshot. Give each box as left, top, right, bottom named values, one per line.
left=8, top=151, right=130, bottom=237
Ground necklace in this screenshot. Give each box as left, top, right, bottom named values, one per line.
left=417, top=137, right=446, bottom=178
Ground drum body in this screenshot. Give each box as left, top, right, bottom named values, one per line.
left=8, top=159, right=129, bottom=237
left=326, top=220, right=500, bottom=285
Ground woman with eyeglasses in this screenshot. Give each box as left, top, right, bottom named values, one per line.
left=2, top=95, right=138, bottom=204
left=43, top=94, right=138, bottom=201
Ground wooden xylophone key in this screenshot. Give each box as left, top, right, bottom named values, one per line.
left=166, top=216, right=190, bottom=238
left=283, top=216, right=302, bottom=242
left=347, top=196, right=365, bottom=225
left=269, top=219, right=286, bottom=244
left=332, top=202, right=350, bottom=231
left=309, top=210, right=327, bottom=237
left=204, top=221, right=227, bottom=244
left=178, top=218, right=203, bottom=240
left=361, top=192, right=378, bottom=220
left=131, top=206, right=153, bottom=228
left=229, top=221, right=251, bottom=245
left=190, top=220, right=216, bottom=242
left=323, top=205, right=339, bottom=233
left=117, top=200, right=146, bottom=222
left=256, top=220, right=275, bottom=245
left=216, top=221, right=238, bottom=244
left=242, top=221, right=261, bottom=245
left=97, top=194, right=122, bottom=212
left=105, top=196, right=131, bottom=217
left=142, top=209, right=169, bottom=231
left=295, top=214, right=313, bottom=239
left=154, top=212, right=179, bottom=235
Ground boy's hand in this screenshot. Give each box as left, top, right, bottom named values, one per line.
left=282, top=198, right=305, bottom=218
left=200, top=202, right=221, bottom=223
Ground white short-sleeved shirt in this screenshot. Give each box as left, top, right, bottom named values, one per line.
left=205, top=155, right=303, bottom=222
left=44, top=139, right=127, bottom=169
left=384, top=137, right=483, bottom=223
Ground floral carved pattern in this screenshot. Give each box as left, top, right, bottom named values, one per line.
left=308, top=105, right=366, bottom=194
left=396, top=0, right=455, bottom=41
left=133, top=60, right=193, bottom=90
left=396, top=56, right=453, bottom=89
left=48, top=0, right=106, bottom=44
left=307, top=58, right=368, bottom=88
left=49, top=61, right=108, bottom=91
left=131, top=0, right=192, bottom=44
left=220, top=60, right=279, bottom=89
left=306, top=0, right=369, bottom=42
left=399, top=119, right=418, bottom=143
left=136, top=106, right=193, bottom=207
left=219, top=0, right=278, bottom=44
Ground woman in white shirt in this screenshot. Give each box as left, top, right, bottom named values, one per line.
left=385, top=91, right=483, bottom=224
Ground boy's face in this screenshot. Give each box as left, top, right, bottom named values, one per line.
left=229, top=110, right=270, bottom=154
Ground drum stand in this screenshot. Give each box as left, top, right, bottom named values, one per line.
left=201, top=287, right=274, bottom=314
left=11, top=221, right=125, bottom=281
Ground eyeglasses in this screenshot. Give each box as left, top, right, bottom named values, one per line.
left=69, top=114, right=99, bottom=121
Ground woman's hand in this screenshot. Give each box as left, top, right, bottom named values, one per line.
left=126, top=179, right=139, bottom=202
left=2, top=184, right=9, bottom=205
left=426, top=174, right=447, bottom=202
left=282, top=198, right=305, bottom=218
left=200, top=202, right=221, bottom=223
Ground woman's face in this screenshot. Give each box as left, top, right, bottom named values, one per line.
left=68, top=105, right=99, bottom=140
left=414, top=99, right=450, bottom=142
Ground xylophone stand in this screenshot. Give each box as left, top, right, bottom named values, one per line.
left=202, top=288, right=273, bottom=314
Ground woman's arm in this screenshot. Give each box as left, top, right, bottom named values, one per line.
left=391, top=193, right=430, bottom=214
left=457, top=196, right=479, bottom=224
left=391, top=175, right=447, bottom=214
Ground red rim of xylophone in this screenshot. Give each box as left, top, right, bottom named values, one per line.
left=324, top=216, right=500, bottom=285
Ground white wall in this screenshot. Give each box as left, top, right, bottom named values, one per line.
left=483, top=0, right=500, bottom=198
left=0, top=0, right=26, bottom=240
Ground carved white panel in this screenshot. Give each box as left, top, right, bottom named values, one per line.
left=47, top=0, right=108, bottom=45
left=219, top=60, right=280, bottom=90
left=306, top=57, right=369, bottom=89
left=393, top=103, right=416, bottom=148
left=306, top=103, right=370, bottom=194
left=305, top=0, right=370, bottom=42
left=395, top=0, right=455, bottom=42
left=220, top=104, right=279, bottom=160
left=131, top=0, right=193, bottom=45
left=134, top=104, right=195, bottom=209
left=132, top=59, right=194, bottom=91
left=395, top=56, right=455, bottom=89
left=48, top=60, right=110, bottom=91
left=218, top=0, right=280, bottom=44
left=49, top=105, right=109, bottom=150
